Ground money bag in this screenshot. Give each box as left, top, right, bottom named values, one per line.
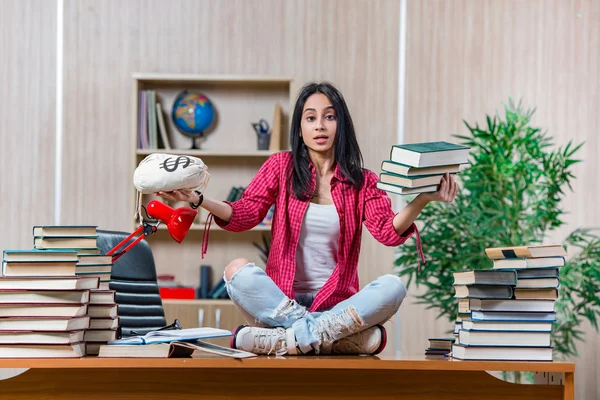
left=133, top=153, right=210, bottom=195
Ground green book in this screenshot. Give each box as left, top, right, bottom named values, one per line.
left=376, top=181, right=437, bottom=196
left=390, top=141, right=470, bottom=168
left=379, top=171, right=453, bottom=188
left=381, top=160, right=462, bottom=177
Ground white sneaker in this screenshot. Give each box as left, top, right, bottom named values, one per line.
left=231, top=325, right=297, bottom=356
left=329, top=325, right=387, bottom=355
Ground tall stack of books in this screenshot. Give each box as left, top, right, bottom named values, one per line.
left=0, top=249, right=99, bottom=357
left=76, top=253, right=119, bottom=355
left=33, top=225, right=119, bottom=356
left=451, top=244, right=566, bottom=361
left=377, top=141, right=470, bottom=195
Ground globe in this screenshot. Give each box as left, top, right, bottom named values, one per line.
left=171, top=90, right=215, bottom=149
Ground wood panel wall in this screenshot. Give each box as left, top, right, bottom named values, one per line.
left=0, top=0, right=57, bottom=381
left=0, top=0, right=57, bottom=250
left=403, top=1, right=599, bottom=398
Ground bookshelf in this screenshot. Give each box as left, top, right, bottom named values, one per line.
left=132, top=73, right=292, bottom=322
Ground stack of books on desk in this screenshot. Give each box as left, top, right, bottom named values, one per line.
left=33, top=225, right=119, bottom=355
left=376, top=141, right=469, bottom=195
left=451, top=244, right=566, bottom=361
left=0, top=248, right=99, bottom=358
left=75, top=252, right=118, bottom=355
left=425, top=337, right=455, bottom=357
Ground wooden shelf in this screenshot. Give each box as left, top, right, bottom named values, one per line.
left=136, top=149, right=278, bottom=157
left=156, top=224, right=271, bottom=232
left=133, top=73, right=293, bottom=85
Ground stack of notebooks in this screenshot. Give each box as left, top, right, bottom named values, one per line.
left=0, top=225, right=119, bottom=357
left=451, top=244, right=566, bottom=361
left=377, top=141, right=470, bottom=195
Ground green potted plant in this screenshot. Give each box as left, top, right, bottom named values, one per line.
left=395, top=99, right=600, bottom=367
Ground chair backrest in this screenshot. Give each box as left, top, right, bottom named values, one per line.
left=96, top=230, right=167, bottom=336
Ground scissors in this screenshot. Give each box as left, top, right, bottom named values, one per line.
left=252, top=119, right=270, bottom=135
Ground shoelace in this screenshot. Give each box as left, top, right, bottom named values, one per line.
left=253, top=328, right=287, bottom=356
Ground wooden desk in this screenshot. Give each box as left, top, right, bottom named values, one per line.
left=0, top=356, right=574, bottom=400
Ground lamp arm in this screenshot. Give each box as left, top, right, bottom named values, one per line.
left=107, top=222, right=159, bottom=263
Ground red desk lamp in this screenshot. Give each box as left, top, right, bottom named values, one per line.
left=107, top=200, right=197, bottom=262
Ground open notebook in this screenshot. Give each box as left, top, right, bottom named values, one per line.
left=108, top=327, right=232, bottom=345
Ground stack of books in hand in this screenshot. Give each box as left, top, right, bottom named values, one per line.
left=377, top=141, right=470, bottom=195
left=451, top=244, right=566, bottom=361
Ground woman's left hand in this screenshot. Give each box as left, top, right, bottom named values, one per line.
left=421, top=173, right=458, bottom=203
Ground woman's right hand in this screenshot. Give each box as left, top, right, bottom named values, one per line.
left=154, top=189, right=199, bottom=204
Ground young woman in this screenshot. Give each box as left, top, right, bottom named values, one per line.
left=156, top=82, right=457, bottom=356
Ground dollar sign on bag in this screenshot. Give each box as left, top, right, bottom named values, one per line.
left=160, top=156, right=191, bottom=172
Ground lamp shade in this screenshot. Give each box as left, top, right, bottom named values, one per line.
left=146, top=200, right=197, bottom=243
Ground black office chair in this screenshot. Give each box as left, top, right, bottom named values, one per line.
left=96, top=230, right=167, bottom=337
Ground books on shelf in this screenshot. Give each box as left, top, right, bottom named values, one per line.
left=377, top=141, right=470, bottom=196
left=451, top=243, right=566, bottom=361
left=138, top=90, right=171, bottom=150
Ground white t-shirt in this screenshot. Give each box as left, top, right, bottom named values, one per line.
left=293, top=202, right=340, bottom=293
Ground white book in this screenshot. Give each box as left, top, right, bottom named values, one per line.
left=0, top=276, right=99, bottom=290
left=452, top=344, right=552, bottom=361
left=468, top=299, right=555, bottom=313
left=0, top=316, right=90, bottom=332
left=84, top=329, right=118, bottom=342
left=0, top=343, right=85, bottom=358
left=0, top=330, right=84, bottom=345
left=0, top=290, right=89, bottom=304
left=462, top=320, right=553, bottom=332
left=458, top=329, right=551, bottom=347
left=0, top=303, right=88, bottom=318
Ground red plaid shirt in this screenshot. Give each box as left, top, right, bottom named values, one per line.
left=206, top=152, right=421, bottom=312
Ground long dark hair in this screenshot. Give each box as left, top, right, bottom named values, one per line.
left=289, top=82, right=364, bottom=200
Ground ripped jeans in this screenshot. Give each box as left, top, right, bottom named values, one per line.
left=224, top=262, right=407, bottom=354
